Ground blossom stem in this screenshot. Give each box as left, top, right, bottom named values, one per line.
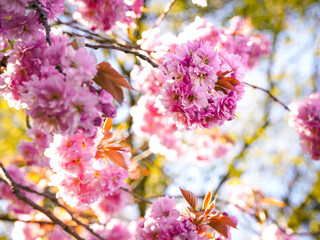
left=85, top=43, right=159, bottom=68
left=31, top=0, right=52, bottom=46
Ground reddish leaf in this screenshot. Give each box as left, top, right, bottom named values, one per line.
left=103, top=118, right=113, bottom=132
left=202, top=191, right=212, bottom=211
left=208, top=219, right=229, bottom=238
left=214, top=86, right=228, bottom=94
left=105, top=149, right=128, bottom=170
left=93, top=62, right=133, bottom=104
left=94, top=73, right=124, bottom=104
left=179, top=187, right=198, bottom=210
left=216, top=79, right=237, bottom=91
left=208, top=215, right=236, bottom=238
left=205, top=201, right=215, bottom=214
left=223, top=77, right=241, bottom=86
left=97, top=62, right=133, bottom=89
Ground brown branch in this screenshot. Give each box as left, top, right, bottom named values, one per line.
left=85, top=43, right=159, bottom=68
left=244, top=82, right=290, bottom=111
left=0, top=214, right=54, bottom=225
left=31, top=0, right=51, bottom=46
left=0, top=162, right=84, bottom=240
left=0, top=177, right=105, bottom=240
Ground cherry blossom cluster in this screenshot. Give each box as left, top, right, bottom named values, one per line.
left=0, top=0, right=64, bottom=43
left=92, top=187, right=132, bottom=223
left=18, top=127, right=52, bottom=167
left=137, top=196, right=208, bottom=240
left=70, top=0, right=143, bottom=31
left=178, top=16, right=271, bottom=69
left=289, top=91, right=320, bottom=160
left=159, top=40, right=246, bottom=129
left=45, top=131, right=130, bottom=206
left=0, top=33, right=117, bottom=137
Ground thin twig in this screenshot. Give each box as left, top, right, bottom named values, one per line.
left=85, top=43, right=159, bottom=68
left=31, top=0, right=51, bottom=46
left=120, top=187, right=152, bottom=204
left=153, top=0, right=177, bottom=29
left=142, top=0, right=177, bottom=43
left=0, top=162, right=84, bottom=240
left=244, top=82, right=290, bottom=111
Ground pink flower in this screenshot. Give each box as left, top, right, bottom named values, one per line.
left=289, top=91, right=320, bottom=160
left=3, top=11, right=43, bottom=43
left=92, top=186, right=132, bottom=223
left=150, top=196, right=180, bottom=219
left=159, top=41, right=245, bottom=129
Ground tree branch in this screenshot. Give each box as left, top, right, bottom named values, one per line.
left=31, top=0, right=52, bottom=46
left=0, top=214, right=55, bottom=225
left=244, top=82, right=290, bottom=111
left=0, top=176, right=105, bottom=240
left=85, top=43, right=159, bottom=68
left=0, top=163, right=85, bottom=240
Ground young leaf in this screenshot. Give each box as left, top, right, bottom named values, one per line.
left=202, top=191, right=212, bottom=211
left=97, top=62, right=133, bottom=89
left=105, top=149, right=128, bottom=170
left=208, top=219, right=229, bottom=238
left=208, top=215, right=237, bottom=238
left=179, top=187, right=198, bottom=210
left=223, top=77, right=241, bottom=86
left=215, top=79, right=237, bottom=91
left=103, top=117, right=113, bottom=132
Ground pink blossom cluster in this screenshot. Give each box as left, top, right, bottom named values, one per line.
left=92, top=186, right=132, bottom=223
left=45, top=131, right=129, bottom=206
left=18, top=127, right=52, bottom=167
left=178, top=16, right=271, bottom=69
left=0, top=34, right=116, bottom=137
left=137, top=196, right=208, bottom=240
left=130, top=95, right=183, bottom=159
left=289, top=91, right=320, bottom=160
left=130, top=66, right=234, bottom=160
left=0, top=165, right=42, bottom=215
left=0, top=0, right=65, bottom=43
left=70, top=0, right=143, bottom=31
left=160, top=41, right=246, bottom=129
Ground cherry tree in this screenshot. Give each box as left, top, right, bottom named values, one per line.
left=0, top=0, right=319, bottom=239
